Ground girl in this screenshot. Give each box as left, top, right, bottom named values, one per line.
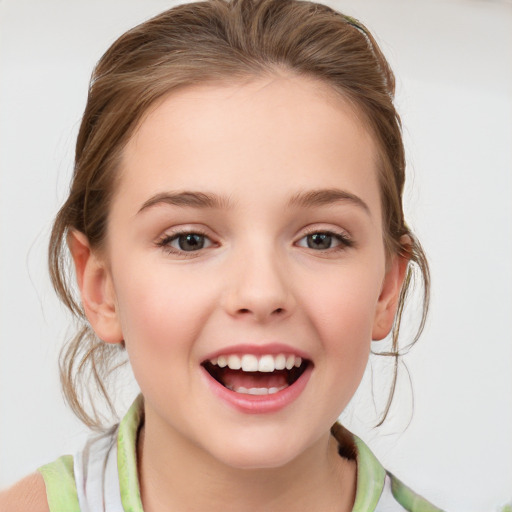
left=1, top=0, right=444, bottom=510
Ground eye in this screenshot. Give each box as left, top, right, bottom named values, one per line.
left=297, top=231, right=353, bottom=250
left=157, top=231, right=213, bottom=253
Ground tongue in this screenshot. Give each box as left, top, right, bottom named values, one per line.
left=221, top=369, right=288, bottom=390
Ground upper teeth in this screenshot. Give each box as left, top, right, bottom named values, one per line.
left=209, top=354, right=303, bottom=372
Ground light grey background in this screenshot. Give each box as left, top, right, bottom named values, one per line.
left=1, top=0, right=511, bottom=510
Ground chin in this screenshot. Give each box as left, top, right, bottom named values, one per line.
left=215, top=448, right=299, bottom=471
left=204, top=427, right=314, bottom=471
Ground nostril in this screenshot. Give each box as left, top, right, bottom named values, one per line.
left=232, top=306, right=286, bottom=318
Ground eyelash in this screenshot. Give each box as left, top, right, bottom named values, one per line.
left=156, top=227, right=354, bottom=257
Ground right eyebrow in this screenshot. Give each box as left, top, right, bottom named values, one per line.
left=137, top=191, right=233, bottom=213
left=287, top=188, right=371, bottom=216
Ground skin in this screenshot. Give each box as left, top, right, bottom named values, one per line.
left=0, top=74, right=407, bottom=511
left=0, top=473, right=49, bottom=512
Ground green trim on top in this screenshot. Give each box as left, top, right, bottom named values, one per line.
left=390, top=475, right=445, bottom=512
left=351, top=436, right=386, bottom=512
left=38, top=397, right=444, bottom=512
left=118, top=394, right=145, bottom=512
left=38, top=454, right=80, bottom=512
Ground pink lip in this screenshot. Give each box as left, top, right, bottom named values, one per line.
left=202, top=343, right=311, bottom=361
left=200, top=362, right=313, bottom=414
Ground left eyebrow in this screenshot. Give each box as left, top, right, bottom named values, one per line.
left=137, top=191, right=233, bottom=213
left=287, top=188, right=371, bottom=215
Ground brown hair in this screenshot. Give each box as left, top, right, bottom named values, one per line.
left=49, top=0, right=430, bottom=428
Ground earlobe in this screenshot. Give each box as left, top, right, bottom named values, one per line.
left=372, top=248, right=409, bottom=341
left=67, top=230, right=123, bottom=344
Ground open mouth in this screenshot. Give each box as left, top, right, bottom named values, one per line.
left=202, top=353, right=310, bottom=396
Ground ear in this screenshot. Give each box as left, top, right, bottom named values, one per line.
left=372, top=241, right=410, bottom=341
left=67, top=230, right=123, bottom=344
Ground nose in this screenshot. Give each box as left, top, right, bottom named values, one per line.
left=222, top=244, right=295, bottom=323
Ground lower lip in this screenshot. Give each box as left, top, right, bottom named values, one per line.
left=201, top=365, right=313, bottom=414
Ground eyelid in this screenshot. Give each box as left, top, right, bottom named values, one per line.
left=300, top=225, right=351, bottom=238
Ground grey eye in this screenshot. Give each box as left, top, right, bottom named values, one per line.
left=297, top=231, right=352, bottom=251
left=306, top=233, right=333, bottom=250
left=173, top=233, right=207, bottom=251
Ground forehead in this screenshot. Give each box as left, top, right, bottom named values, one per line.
left=116, top=75, right=381, bottom=216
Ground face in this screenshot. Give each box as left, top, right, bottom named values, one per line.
left=82, top=76, right=405, bottom=470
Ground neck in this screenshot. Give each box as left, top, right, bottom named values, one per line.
left=137, top=411, right=356, bottom=512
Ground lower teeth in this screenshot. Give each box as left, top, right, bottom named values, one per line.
left=226, top=385, right=287, bottom=395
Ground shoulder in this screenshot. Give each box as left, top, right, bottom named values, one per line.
left=1, top=454, right=80, bottom=512
left=0, top=472, right=49, bottom=512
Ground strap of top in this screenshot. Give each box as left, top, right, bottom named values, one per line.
left=37, top=397, right=144, bottom=512
left=352, top=435, right=387, bottom=511
left=389, top=475, right=445, bottom=512
left=333, top=423, right=445, bottom=512
left=117, top=395, right=144, bottom=512
left=73, top=425, right=124, bottom=512
left=38, top=454, right=80, bottom=512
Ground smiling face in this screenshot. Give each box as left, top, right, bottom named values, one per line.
left=75, top=75, right=406, bottom=470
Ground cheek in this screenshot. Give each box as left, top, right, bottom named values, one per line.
left=113, top=262, right=218, bottom=358
left=299, top=263, right=383, bottom=354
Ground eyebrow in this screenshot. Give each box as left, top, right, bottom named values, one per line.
left=137, top=188, right=370, bottom=215
left=138, top=191, right=233, bottom=213
left=287, top=188, right=370, bottom=215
